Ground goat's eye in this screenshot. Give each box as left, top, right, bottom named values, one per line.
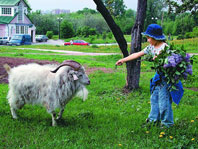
left=79, top=74, right=83, bottom=77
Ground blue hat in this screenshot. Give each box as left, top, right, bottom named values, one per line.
left=142, top=24, right=166, bottom=40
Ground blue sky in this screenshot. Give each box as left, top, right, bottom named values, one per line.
left=28, top=0, right=138, bottom=12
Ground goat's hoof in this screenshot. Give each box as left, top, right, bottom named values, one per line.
left=56, top=117, right=61, bottom=121
left=52, top=122, right=57, bottom=127
left=12, top=115, right=18, bottom=119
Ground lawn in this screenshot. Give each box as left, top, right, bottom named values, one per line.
left=0, top=45, right=197, bottom=148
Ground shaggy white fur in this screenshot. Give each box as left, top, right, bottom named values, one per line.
left=4, top=63, right=90, bottom=126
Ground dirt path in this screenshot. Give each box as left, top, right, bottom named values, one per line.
left=17, top=48, right=119, bottom=56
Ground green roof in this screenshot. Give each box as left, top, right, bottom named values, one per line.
left=0, top=0, right=30, bottom=9
left=0, top=0, right=20, bottom=5
left=0, top=13, right=17, bottom=24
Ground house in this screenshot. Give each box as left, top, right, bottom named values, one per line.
left=0, top=0, right=36, bottom=42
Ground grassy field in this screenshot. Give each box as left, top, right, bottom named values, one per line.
left=0, top=44, right=198, bottom=148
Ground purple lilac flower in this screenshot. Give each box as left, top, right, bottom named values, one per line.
left=168, top=55, right=177, bottom=67
left=163, top=53, right=183, bottom=68
left=185, top=64, right=192, bottom=75
left=184, top=53, right=191, bottom=62
left=173, top=53, right=183, bottom=64
left=183, top=72, right=188, bottom=80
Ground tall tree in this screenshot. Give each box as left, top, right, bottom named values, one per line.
left=126, top=0, right=147, bottom=90
left=167, top=0, right=198, bottom=25
left=145, top=0, right=167, bottom=28
left=93, top=0, right=147, bottom=91
left=102, top=0, right=126, bottom=17
left=93, top=0, right=128, bottom=57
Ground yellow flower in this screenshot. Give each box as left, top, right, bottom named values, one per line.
left=191, top=120, right=194, bottom=123
left=146, top=131, right=149, bottom=134
left=169, top=136, right=173, bottom=139
left=118, top=144, right=122, bottom=146
left=191, top=138, right=195, bottom=141
left=160, top=132, right=165, bottom=135
left=148, top=101, right=151, bottom=104
left=159, top=135, right=163, bottom=138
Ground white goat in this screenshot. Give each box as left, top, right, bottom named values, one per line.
left=4, top=60, right=90, bottom=126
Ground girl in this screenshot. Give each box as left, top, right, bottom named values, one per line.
left=116, top=24, right=181, bottom=128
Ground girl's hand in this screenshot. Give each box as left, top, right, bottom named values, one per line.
left=153, top=55, right=157, bottom=60
left=116, top=59, right=124, bottom=65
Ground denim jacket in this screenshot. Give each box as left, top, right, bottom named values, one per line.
left=150, top=73, right=184, bottom=105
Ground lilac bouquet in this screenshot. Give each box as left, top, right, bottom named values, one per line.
left=152, top=46, right=193, bottom=90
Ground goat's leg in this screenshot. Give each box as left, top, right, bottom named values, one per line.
left=10, top=107, right=18, bottom=119
left=57, top=108, right=64, bottom=120
left=10, top=99, right=25, bottom=119
left=51, top=112, right=57, bottom=126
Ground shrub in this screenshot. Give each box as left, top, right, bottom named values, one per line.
left=177, top=34, right=184, bottom=40
left=60, top=20, right=75, bottom=39
left=46, top=31, right=54, bottom=39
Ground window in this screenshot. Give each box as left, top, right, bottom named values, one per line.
left=16, top=26, right=19, bottom=34
left=21, top=26, right=24, bottom=34
left=25, top=26, right=28, bottom=34
left=2, top=8, right=12, bottom=15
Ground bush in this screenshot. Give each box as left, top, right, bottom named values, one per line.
left=46, top=31, right=53, bottom=39
left=107, top=32, right=113, bottom=39
left=102, top=32, right=107, bottom=40
left=177, top=34, right=184, bottom=40
left=76, top=26, right=97, bottom=37
left=60, top=20, right=75, bottom=39
left=88, top=35, right=96, bottom=44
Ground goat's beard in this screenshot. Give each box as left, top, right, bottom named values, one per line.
left=75, top=86, right=88, bottom=101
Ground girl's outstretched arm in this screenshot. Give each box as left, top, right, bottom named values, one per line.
left=116, top=51, right=145, bottom=65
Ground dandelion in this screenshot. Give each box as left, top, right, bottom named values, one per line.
left=148, top=101, right=151, bottom=104
left=118, top=144, right=122, bottom=147
left=159, top=135, right=163, bottom=138
left=160, top=132, right=165, bottom=135
left=169, top=136, right=173, bottom=139
left=146, top=131, right=149, bottom=134
left=191, top=120, right=194, bottom=123
left=192, top=138, right=195, bottom=141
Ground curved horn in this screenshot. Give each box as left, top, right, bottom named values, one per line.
left=51, top=60, right=81, bottom=73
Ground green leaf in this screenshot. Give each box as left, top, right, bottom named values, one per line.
left=176, top=71, right=181, bottom=75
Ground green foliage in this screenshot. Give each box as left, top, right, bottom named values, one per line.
left=46, top=31, right=54, bottom=39
left=151, top=46, right=193, bottom=90
left=76, top=26, right=97, bottom=37
left=102, top=32, right=107, bottom=40
left=102, top=0, right=126, bottom=17
left=60, top=20, right=75, bottom=39
left=76, top=8, right=97, bottom=14
left=29, top=12, right=58, bottom=35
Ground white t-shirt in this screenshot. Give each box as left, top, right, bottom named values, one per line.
left=143, top=43, right=168, bottom=56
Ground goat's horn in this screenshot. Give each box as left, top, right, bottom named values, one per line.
left=51, top=60, right=81, bottom=73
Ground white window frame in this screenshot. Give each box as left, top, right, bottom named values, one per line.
left=25, top=26, right=28, bottom=34
left=20, top=26, right=24, bottom=34
left=16, top=26, right=19, bottom=34
left=2, top=8, right=12, bottom=15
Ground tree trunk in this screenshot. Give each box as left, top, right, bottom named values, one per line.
left=126, top=0, right=147, bottom=90
left=93, top=0, right=128, bottom=57
left=93, top=0, right=147, bottom=92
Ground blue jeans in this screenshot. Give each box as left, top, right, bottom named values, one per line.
left=148, top=79, right=174, bottom=127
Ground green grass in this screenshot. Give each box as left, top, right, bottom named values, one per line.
left=0, top=49, right=197, bottom=148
